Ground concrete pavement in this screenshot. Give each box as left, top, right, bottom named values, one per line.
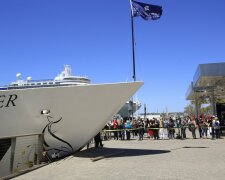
left=13, top=135, right=225, bottom=180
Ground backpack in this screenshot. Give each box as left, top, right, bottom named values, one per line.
left=215, top=121, right=219, bottom=129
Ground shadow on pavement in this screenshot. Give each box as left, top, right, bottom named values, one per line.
left=183, top=146, right=209, bottom=148
left=73, top=147, right=170, bottom=159
left=170, top=146, right=209, bottom=151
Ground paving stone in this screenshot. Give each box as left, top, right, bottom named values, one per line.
left=13, top=132, right=225, bottom=180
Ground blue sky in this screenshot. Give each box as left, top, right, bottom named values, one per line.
left=0, top=0, right=225, bottom=113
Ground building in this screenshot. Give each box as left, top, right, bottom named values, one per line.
left=186, top=62, right=225, bottom=125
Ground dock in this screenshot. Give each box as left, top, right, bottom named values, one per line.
left=12, top=133, right=225, bottom=180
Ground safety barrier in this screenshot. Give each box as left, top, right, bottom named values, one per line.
left=102, top=126, right=225, bottom=132
left=102, top=126, right=225, bottom=141
left=0, top=133, right=44, bottom=179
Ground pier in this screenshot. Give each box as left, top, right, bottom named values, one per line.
left=11, top=132, right=225, bottom=180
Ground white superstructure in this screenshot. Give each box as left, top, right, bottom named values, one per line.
left=7, top=65, right=90, bottom=88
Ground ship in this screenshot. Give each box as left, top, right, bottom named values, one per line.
left=117, top=100, right=141, bottom=118
left=2, top=65, right=141, bottom=117
left=0, top=65, right=143, bottom=161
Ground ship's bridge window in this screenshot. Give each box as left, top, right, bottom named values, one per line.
left=43, top=82, right=47, bottom=85
left=63, top=78, right=76, bottom=81
left=49, top=82, right=53, bottom=84
left=37, top=83, right=41, bottom=85
left=31, top=83, right=35, bottom=85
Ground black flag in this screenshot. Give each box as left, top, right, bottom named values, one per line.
left=131, top=1, right=162, bottom=20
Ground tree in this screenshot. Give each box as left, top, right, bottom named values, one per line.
left=201, top=105, right=211, bottom=115
left=184, top=103, right=195, bottom=117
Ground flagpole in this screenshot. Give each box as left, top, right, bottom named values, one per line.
left=129, top=0, right=162, bottom=82
left=130, top=0, right=136, bottom=82
left=129, top=0, right=136, bottom=121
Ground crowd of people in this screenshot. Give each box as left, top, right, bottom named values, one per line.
left=102, top=115, right=222, bottom=141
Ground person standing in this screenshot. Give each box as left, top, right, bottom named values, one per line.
left=121, top=120, right=125, bottom=140
left=94, top=132, right=103, bottom=148
left=211, top=116, right=216, bottom=139
left=113, top=119, right=118, bottom=140
left=201, top=120, right=209, bottom=139
left=189, top=119, right=197, bottom=139
left=196, top=118, right=202, bottom=138
left=154, top=119, right=160, bottom=140
left=125, top=119, right=132, bottom=140
left=138, top=119, right=145, bottom=140
left=148, top=120, right=154, bottom=140
left=168, top=118, right=174, bottom=139
left=181, top=118, right=187, bottom=139
left=118, top=119, right=123, bottom=140
left=159, top=118, right=164, bottom=140
left=132, top=119, right=138, bottom=138
left=214, top=117, right=220, bottom=139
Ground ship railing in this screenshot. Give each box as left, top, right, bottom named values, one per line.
left=0, top=84, right=76, bottom=90
left=0, top=133, right=45, bottom=179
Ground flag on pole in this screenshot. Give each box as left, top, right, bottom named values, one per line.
left=131, top=0, right=162, bottom=20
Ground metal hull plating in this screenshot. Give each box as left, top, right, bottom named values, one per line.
left=0, top=82, right=143, bottom=156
